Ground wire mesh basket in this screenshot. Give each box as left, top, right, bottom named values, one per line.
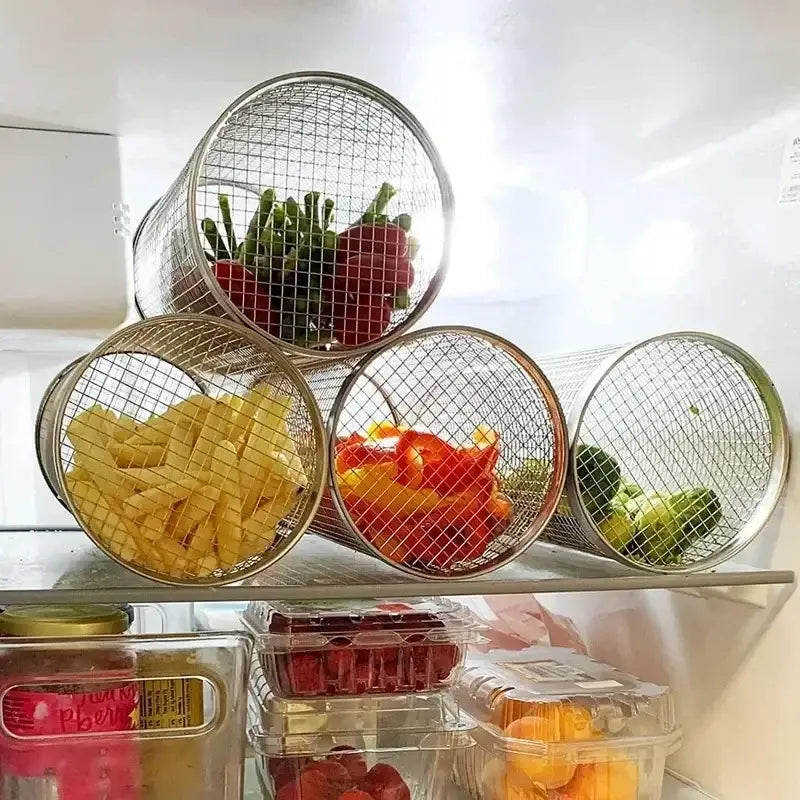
left=535, top=332, right=790, bottom=573
left=300, top=326, right=569, bottom=579
left=35, top=315, right=327, bottom=586
left=133, top=71, right=452, bottom=359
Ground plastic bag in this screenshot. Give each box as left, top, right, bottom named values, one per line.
left=460, top=595, right=587, bottom=654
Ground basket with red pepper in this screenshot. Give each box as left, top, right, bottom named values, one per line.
left=303, top=326, right=570, bottom=579
left=200, top=183, right=419, bottom=351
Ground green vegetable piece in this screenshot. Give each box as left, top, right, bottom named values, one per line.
left=359, top=182, right=397, bottom=224
left=272, top=204, right=287, bottom=228
left=242, top=189, right=275, bottom=265
left=392, top=289, right=410, bottom=310
left=392, top=213, right=412, bottom=232
left=304, top=192, right=321, bottom=229
left=575, top=445, right=622, bottom=521
left=635, top=488, right=722, bottom=564
left=689, top=404, right=700, bottom=416
left=201, top=218, right=230, bottom=262
left=218, top=194, right=237, bottom=254
left=323, top=198, right=335, bottom=229
left=598, top=509, right=636, bottom=551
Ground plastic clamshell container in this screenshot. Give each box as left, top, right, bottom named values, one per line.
left=242, top=597, right=482, bottom=698
left=0, top=632, right=252, bottom=800
left=452, top=647, right=681, bottom=800
left=249, top=670, right=475, bottom=800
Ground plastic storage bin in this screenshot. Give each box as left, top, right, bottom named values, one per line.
left=452, top=647, right=681, bottom=800
left=243, top=597, right=483, bottom=698
left=249, top=665, right=474, bottom=800
left=0, top=631, right=252, bottom=800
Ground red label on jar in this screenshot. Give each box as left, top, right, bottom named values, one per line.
left=0, top=685, right=141, bottom=800
left=3, top=684, right=139, bottom=736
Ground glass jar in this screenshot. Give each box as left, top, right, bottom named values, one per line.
left=0, top=604, right=139, bottom=800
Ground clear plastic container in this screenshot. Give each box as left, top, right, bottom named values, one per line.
left=242, top=598, right=482, bottom=698
left=249, top=664, right=475, bottom=800
left=451, top=647, right=681, bottom=800
left=0, top=632, right=252, bottom=800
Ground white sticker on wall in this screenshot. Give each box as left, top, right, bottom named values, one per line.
left=778, top=135, right=800, bottom=203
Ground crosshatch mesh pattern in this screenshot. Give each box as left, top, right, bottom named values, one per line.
left=299, top=327, right=569, bottom=580
left=133, top=72, right=451, bottom=358
left=537, top=334, right=788, bottom=573
left=36, top=316, right=326, bottom=586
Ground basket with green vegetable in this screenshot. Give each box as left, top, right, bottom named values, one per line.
left=132, top=72, right=452, bottom=358
left=502, top=332, right=789, bottom=573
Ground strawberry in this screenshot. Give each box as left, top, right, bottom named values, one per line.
left=324, top=642, right=356, bottom=686
left=285, top=653, right=325, bottom=695
left=328, top=746, right=368, bottom=782
left=312, top=760, right=353, bottom=795
left=430, top=643, right=460, bottom=680
left=269, top=757, right=311, bottom=791
left=359, top=764, right=410, bottom=800
left=338, top=791, right=375, bottom=800
left=276, top=768, right=329, bottom=800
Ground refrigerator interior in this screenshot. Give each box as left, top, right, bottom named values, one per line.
left=0, top=1, right=799, bottom=797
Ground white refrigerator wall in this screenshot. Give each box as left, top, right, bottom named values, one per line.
left=422, top=118, right=800, bottom=798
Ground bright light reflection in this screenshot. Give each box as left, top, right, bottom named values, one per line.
left=631, top=219, right=694, bottom=287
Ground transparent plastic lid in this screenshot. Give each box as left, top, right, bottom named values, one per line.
left=248, top=657, right=474, bottom=756
left=455, top=647, right=680, bottom=759
left=242, top=597, right=482, bottom=650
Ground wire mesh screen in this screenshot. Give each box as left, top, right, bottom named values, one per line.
left=36, top=316, right=326, bottom=586
left=133, top=72, right=451, bottom=358
left=536, top=333, right=789, bottom=572
left=302, top=327, right=569, bottom=579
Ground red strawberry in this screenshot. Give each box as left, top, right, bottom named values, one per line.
left=359, top=764, right=410, bottom=800
left=328, top=746, right=368, bottom=782
left=338, top=791, right=374, bottom=800
left=276, top=768, right=329, bottom=800
left=269, top=757, right=311, bottom=791
left=430, top=643, right=460, bottom=681
left=287, top=653, right=324, bottom=695
left=324, top=641, right=356, bottom=686
left=313, top=759, right=352, bottom=788
left=353, top=659, right=373, bottom=694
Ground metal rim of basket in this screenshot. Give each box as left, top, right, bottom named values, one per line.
left=46, top=313, right=329, bottom=587
left=564, top=330, right=790, bottom=574
left=184, top=70, right=454, bottom=359
left=325, top=325, right=570, bottom=580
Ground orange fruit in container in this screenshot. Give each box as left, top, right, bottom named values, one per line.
left=504, top=705, right=596, bottom=790
left=561, top=760, right=638, bottom=800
